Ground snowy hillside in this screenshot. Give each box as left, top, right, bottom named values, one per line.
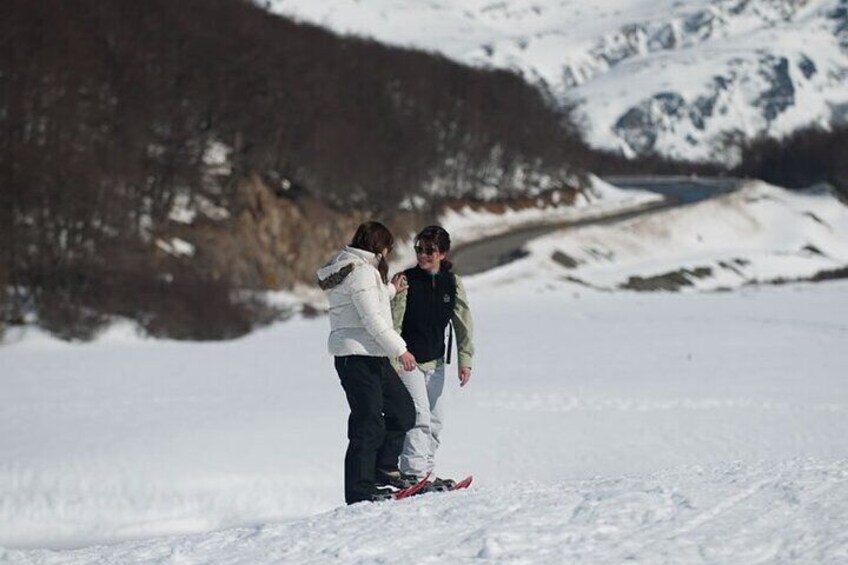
left=266, top=0, right=848, bottom=162
left=517, top=180, right=848, bottom=290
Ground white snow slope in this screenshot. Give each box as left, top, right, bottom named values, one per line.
left=265, top=0, right=848, bottom=163
left=3, top=181, right=848, bottom=562
left=3, top=278, right=848, bottom=561
left=524, top=180, right=848, bottom=290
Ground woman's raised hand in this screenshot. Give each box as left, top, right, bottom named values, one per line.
left=391, top=272, right=408, bottom=294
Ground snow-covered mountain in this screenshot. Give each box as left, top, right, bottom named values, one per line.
left=265, top=0, right=848, bottom=163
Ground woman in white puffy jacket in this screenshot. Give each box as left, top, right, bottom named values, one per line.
left=317, top=221, right=418, bottom=504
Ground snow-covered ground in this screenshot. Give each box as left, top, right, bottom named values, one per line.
left=3, top=271, right=848, bottom=561
left=3, top=178, right=848, bottom=562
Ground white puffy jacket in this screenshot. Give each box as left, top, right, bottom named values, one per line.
left=316, top=246, right=407, bottom=358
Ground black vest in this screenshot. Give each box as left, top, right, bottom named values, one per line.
left=400, top=266, right=456, bottom=364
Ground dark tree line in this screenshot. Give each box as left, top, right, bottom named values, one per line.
left=1, top=0, right=583, bottom=340
left=732, top=126, right=848, bottom=200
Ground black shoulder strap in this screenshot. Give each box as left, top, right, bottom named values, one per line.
left=446, top=272, right=456, bottom=364
left=446, top=319, right=453, bottom=364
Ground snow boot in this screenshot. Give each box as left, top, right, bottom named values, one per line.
left=431, top=477, right=457, bottom=492
left=376, top=468, right=420, bottom=490
left=367, top=485, right=396, bottom=502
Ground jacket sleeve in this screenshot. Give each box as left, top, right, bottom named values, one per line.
left=452, top=275, right=475, bottom=368
left=391, top=288, right=407, bottom=334
left=347, top=265, right=407, bottom=358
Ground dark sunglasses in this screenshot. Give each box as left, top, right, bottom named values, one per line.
left=414, top=245, right=439, bottom=256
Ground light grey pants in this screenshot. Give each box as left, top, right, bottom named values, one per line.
left=398, top=363, right=446, bottom=478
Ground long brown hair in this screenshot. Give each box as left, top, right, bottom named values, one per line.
left=350, top=221, right=394, bottom=283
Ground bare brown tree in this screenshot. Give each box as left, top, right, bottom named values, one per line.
left=1, top=0, right=594, bottom=340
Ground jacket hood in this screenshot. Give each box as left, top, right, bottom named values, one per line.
left=316, top=246, right=378, bottom=290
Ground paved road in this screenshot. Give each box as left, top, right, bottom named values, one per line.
left=602, top=176, right=739, bottom=204
left=451, top=177, right=740, bottom=276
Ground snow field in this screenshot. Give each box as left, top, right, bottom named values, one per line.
left=3, top=176, right=848, bottom=561
left=2, top=278, right=848, bottom=561
left=5, top=459, right=848, bottom=564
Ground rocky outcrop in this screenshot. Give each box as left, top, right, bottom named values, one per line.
left=168, top=175, right=428, bottom=290
left=171, top=176, right=358, bottom=290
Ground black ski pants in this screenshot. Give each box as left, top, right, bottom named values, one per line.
left=335, top=355, right=415, bottom=504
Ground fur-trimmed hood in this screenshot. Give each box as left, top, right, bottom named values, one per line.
left=316, top=246, right=379, bottom=290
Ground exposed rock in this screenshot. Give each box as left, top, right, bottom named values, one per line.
left=830, top=4, right=848, bottom=48
left=614, top=92, right=687, bottom=154
left=811, top=266, right=848, bottom=281
left=798, top=55, right=817, bottom=79
left=683, top=9, right=722, bottom=40
left=756, top=56, right=795, bottom=121
left=619, top=267, right=713, bottom=291
left=169, top=175, right=374, bottom=290
left=648, top=22, right=679, bottom=51
left=551, top=251, right=580, bottom=268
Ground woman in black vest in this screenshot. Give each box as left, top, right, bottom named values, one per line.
left=390, top=226, right=475, bottom=489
